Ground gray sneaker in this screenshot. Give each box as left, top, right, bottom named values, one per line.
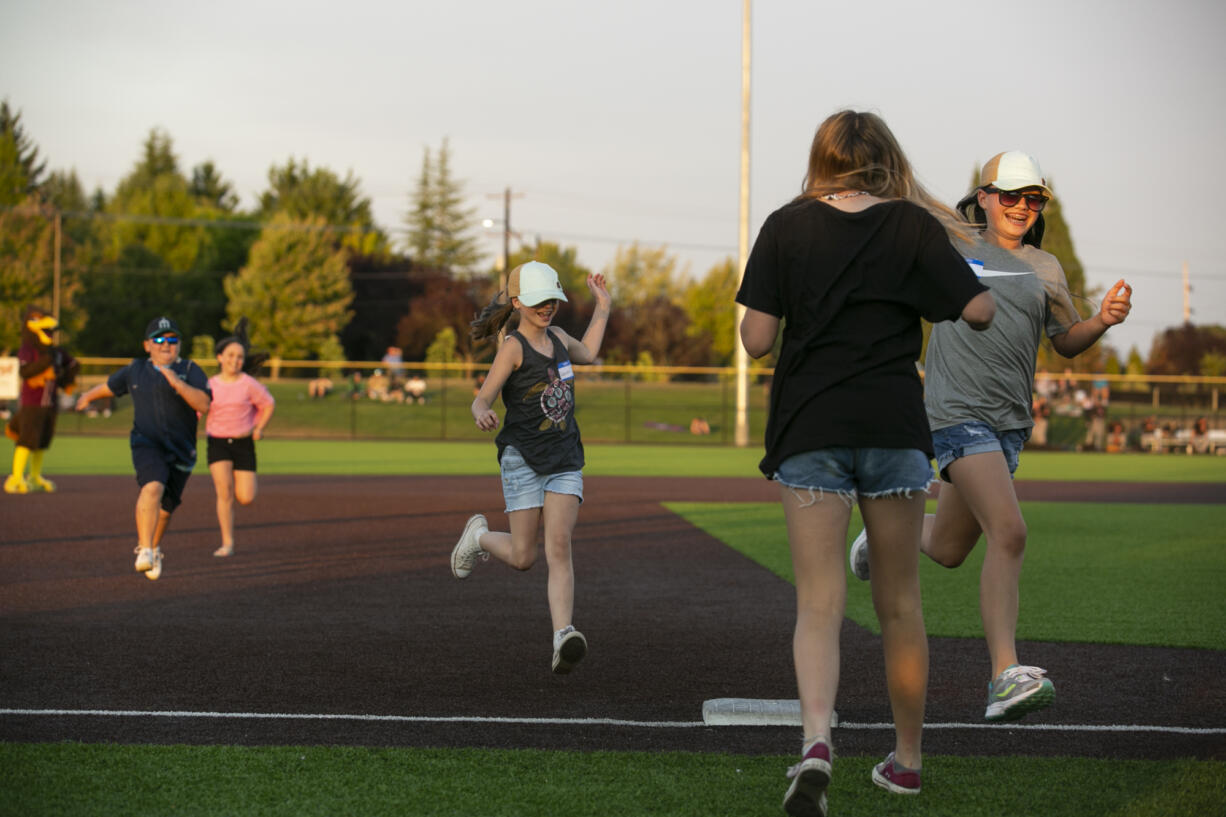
left=551, top=626, right=587, bottom=674
left=848, top=528, right=870, bottom=581
left=145, top=549, right=163, bottom=581
left=451, top=514, right=489, bottom=579
left=984, top=664, right=1054, bottom=721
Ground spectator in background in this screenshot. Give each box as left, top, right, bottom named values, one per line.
left=308, top=377, right=333, bottom=399
left=1082, top=395, right=1107, bottom=451
left=1190, top=416, right=1211, bottom=454
left=349, top=371, right=363, bottom=400
left=407, top=373, right=428, bottom=404
left=382, top=346, right=404, bottom=380
left=366, top=369, right=390, bottom=401
left=1106, top=420, right=1126, bottom=453
left=1030, top=395, right=1051, bottom=448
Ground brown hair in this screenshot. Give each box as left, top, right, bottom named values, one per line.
left=801, top=110, right=971, bottom=243
left=470, top=293, right=517, bottom=343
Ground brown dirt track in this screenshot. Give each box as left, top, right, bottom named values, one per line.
left=2, top=475, right=1224, bottom=760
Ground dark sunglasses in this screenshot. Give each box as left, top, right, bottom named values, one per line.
left=151, top=336, right=180, bottom=345
left=986, top=187, right=1049, bottom=213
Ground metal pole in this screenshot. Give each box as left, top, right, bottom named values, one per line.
left=734, top=0, right=752, bottom=448
left=53, top=211, right=62, bottom=321
left=502, top=187, right=511, bottom=292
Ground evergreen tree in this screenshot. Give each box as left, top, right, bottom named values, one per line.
left=191, top=160, right=239, bottom=211
left=402, top=138, right=482, bottom=273
left=0, top=100, right=47, bottom=202
left=0, top=196, right=56, bottom=349
left=223, top=213, right=354, bottom=362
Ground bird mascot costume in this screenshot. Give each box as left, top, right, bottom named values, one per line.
left=5, top=306, right=79, bottom=494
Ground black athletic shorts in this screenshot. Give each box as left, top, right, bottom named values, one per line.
left=207, top=435, right=257, bottom=471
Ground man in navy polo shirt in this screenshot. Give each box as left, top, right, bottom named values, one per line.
left=76, top=317, right=212, bottom=580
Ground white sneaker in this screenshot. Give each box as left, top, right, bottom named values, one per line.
left=848, top=528, right=870, bottom=581
left=145, top=549, right=163, bottom=581
left=551, top=626, right=587, bottom=675
left=134, top=546, right=154, bottom=572
left=451, top=514, right=489, bottom=579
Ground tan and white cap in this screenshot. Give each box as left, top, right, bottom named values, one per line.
left=978, top=151, right=1052, bottom=194
left=508, top=261, right=568, bottom=306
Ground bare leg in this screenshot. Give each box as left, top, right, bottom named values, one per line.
left=934, top=453, right=1028, bottom=677
left=541, top=491, right=581, bottom=631
left=210, top=461, right=236, bottom=553
left=135, top=482, right=165, bottom=550
left=233, top=469, right=257, bottom=505
left=478, top=508, right=541, bottom=571
left=861, top=493, right=928, bottom=770
left=780, top=485, right=851, bottom=745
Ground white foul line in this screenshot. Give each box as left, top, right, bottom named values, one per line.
left=1, top=708, right=1224, bottom=735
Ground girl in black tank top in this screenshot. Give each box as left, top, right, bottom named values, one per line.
left=449, top=262, right=611, bottom=675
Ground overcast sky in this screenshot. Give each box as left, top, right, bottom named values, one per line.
left=4, top=0, right=1225, bottom=358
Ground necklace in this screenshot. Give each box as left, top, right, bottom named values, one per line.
left=820, top=190, right=869, bottom=201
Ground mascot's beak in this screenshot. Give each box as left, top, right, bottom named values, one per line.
left=30, top=315, right=59, bottom=346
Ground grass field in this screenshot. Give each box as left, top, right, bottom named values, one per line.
left=5, top=439, right=1225, bottom=816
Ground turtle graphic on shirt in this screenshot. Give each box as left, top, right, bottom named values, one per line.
left=522, top=367, right=573, bottom=432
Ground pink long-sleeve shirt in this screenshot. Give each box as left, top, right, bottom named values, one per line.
left=205, top=373, right=275, bottom=438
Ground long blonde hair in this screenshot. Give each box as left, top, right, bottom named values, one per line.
left=801, top=110, right=972, bottom=244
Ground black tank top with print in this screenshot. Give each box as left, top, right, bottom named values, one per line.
left=495, top=329, right=584, bottom=475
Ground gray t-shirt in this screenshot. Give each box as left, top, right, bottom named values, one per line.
left=924, top=237, right=1081, bottom=432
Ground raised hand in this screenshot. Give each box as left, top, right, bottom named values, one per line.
left=1101, top=279, right=1132, bottom=326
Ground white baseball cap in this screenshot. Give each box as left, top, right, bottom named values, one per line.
left=508, top=261, right=568, bottom=306
left=978, top=151, right=1052, bottom=194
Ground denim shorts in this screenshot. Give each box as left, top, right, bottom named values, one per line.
left=773, top=447, right=934, bottom=503
left=932, top=421, right=1029, bottom=482
left=500, top=445, right=584, bottom=512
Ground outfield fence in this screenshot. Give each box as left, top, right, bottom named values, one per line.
left=38, top=358, right=1226, bottom=450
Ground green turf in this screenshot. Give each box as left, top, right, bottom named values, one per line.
left=2, top=743, right=1222, bottom=817
left=40, top=435, right=1226, bottom=480
left=669, top=500, right=1226, bottom=650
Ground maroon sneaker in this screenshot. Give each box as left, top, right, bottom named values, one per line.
left=872, top=752, right=921, bottom=794
left=783, top=739, right=832, bottom=817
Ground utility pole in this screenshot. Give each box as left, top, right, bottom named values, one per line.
left=1182, top=261, right=1191, bottom=323
left=734, top=0, right=752, bottom=448
left=486, top=187, right=524, bottom=292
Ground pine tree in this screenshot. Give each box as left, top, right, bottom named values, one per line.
left=402, top=139, right=482, bottom=273
left=0, top=100, right=47, bottom=203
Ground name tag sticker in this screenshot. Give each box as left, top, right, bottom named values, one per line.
left=967, top=258, right=985, bottom=277
left=557, top=361, right=575, bottom=381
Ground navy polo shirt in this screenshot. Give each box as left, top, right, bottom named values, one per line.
left=108, top=357, right=211, bottom=467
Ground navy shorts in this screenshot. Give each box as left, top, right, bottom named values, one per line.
left=932, top=421, right=1029, bottom=482
left=132, top=443, right=193, bottom=513
left=207, top=435, right=257, bottom=471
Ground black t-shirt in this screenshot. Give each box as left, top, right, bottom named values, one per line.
left=736, top=198, right=987, bottom=477
left=495, top=329, right=585, bottom=475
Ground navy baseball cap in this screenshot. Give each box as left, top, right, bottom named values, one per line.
left=145, top=316, right=181, bottom=339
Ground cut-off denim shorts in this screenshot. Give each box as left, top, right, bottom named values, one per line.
left=773, top=447, right=934, bottom=506
left=932, top=421, right=1029, bottom=482
left=500, top=445, right=584, bottom=513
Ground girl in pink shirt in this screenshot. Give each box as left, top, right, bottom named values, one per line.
left=206, top=330, right=275, bottom=557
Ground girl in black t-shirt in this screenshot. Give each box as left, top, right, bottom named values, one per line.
left=737, top=110, right=995, bottom=814
left=449, top=261, right=611, bottom=676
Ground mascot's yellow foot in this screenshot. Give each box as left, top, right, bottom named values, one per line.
left=31, top=476, right=56, bottom=493
left=4, top=475, right=30, bottom=494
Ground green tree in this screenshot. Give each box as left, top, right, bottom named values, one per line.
left=402, top=138, right=483, bottom=273
left=681, top=257, right=739, bottom=365
left=191, top=160, right=239, bottom=212
left=425, top=326, right=458, bottom=365
left=604, top=243, right=683, bottom=306
left=223, top=214, right=354, bottom=361
left=260, top=157, right=385, bottom=255
left=0, top=100, right=47, bottom=203
left=0, top=196, right=56, bottom=349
